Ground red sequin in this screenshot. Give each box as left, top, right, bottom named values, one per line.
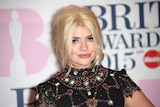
left=102, top=83, right=108, bottom=89
left=60, top=74, right=65, bottom=79
left=67, top=89, right=73, bottom=95
left=55, top=95, right=61, bottom=100
left=90, top=101, right=94, bottom=105
left=85, top=86, right=91, bottom=91
left=83, top=77, right=88, bottom=81
left=76, top=81, right=81, bottom=86
left=82, top=71, right=88, bottom=76
left=99, top=68, right=105, bottom=72
left=91, top=78, right=96, bottom=83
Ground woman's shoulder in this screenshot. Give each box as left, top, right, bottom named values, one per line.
left=36, top=75, right=59, bottom=91
left=101, top=65, right=141, bottom=97
left=100, top=65, right=127, bottom=76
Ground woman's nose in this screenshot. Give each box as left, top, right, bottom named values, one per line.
left=80, top=41, right=88, bottom=51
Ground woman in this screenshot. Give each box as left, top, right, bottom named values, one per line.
left=33, top=5, right=154, bottom=107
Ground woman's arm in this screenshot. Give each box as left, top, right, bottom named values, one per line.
left=124, top=90, right=154, bottom=107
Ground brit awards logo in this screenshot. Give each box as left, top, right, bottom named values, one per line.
left=0, top=9, right=48, bottom=77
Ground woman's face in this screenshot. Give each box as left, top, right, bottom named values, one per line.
left=71, top=26, right=96, bottom=68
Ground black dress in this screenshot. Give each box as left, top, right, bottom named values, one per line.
left=33, top=65, right=140, bottom=107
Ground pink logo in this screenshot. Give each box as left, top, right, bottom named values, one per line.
left=0, top=9, right=48, bottom=76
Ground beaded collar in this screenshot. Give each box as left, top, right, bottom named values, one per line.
left=55, top=65, right=108, bottom=90
left=69, top=66, right=94, bottom=76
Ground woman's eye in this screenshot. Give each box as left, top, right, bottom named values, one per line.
left=72, top=39, right=79, bottom=44
left=87, top=37, right=94, bottom=42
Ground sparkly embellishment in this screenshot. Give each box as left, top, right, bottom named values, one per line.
left=99, top=72, right=104, bottom=77
left=96, top=76, right=101, bottom=81
left=102, top=83, right=108, bottom=89
left=108, top=100, right=114, bottom=105
left=64, top=78, right=69, bottom=82
left=83, top=77, right=88, bottom=81
left=82, top=71, right=88, bottom=76
left=76, top=81, right=81, bottom=86
left=73, top=70, right=78, bottom=75
left=56, top=65, right=107, bottom=90
left=55, top=82, right=60, bottom=86
left=35, top=94, right=39, bottom=100
left=85, top=86, right=91, bottom=91
left=87, top=91, right=92, bottom=96
left=70, top=80, right=75, bottom=85
left=110, top=73, right=114, bottom=76
left=92, top=68, right=95, bottom=72
left=60, top=74, right=65, bottom=79
left=91, top=78, right=96, bottom=83
left=116, top=84, right=120, bottom=89
left=67, top=89, right=73, bottom=95
left=99, top=68, right=105, bottom=72
left=83, top=81, right=89, bottom=86
left=55, top=95, right=61, bottom=100
left=86, top=98, right=98, bottom=107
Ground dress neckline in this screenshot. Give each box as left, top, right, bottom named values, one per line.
left=56, top=65, right=108, bottom=90
left=67, top=65, right=96, bottom=76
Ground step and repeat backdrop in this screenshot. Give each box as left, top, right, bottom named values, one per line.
left=0, top=0, right=160, bottom=107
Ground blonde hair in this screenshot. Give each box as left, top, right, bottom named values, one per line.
left=52, top=5, right=104, bottom=69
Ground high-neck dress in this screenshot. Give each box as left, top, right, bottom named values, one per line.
left=33, top=65, right=140, bottom=107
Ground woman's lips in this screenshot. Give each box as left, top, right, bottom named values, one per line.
left=78, top=54, right=90, bottom=58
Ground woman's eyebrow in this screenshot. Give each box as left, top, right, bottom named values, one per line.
left=87, top=35, right=93, bottom=37
left=73, top=34, right=92, bottom=38
left=72, top=37, right=80, bottom=39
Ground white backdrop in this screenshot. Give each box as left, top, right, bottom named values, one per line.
left=0, top=0, right=160, bottom=107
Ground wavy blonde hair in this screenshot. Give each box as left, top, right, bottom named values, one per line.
left=52, top=5, right=104, bottom=69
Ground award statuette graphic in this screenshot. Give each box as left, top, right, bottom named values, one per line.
left=9, top=9, right=26, bottom=76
